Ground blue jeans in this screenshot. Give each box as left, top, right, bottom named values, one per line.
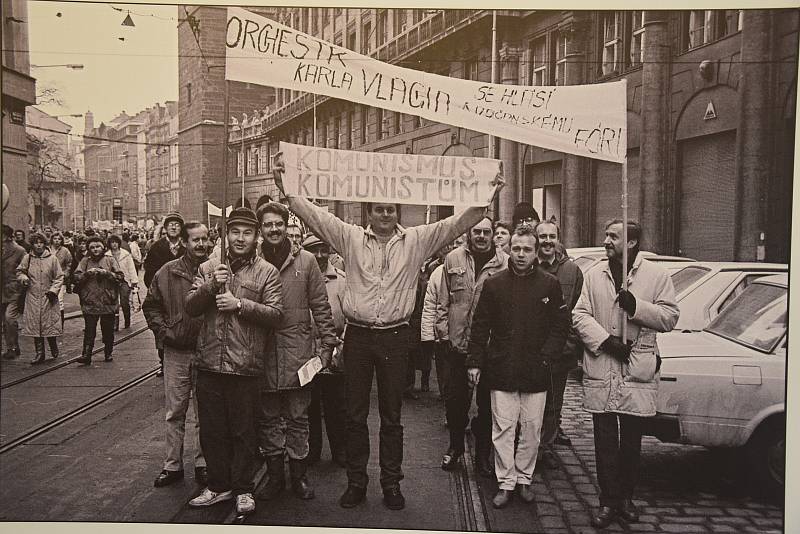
left=162, top=346, right=205, bottom=472
left=343, top=325, right=411, bottom=489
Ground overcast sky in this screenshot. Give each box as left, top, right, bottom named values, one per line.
left=28, top=1, right=178, bottom=136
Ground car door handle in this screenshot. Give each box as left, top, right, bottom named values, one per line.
left=660, top=376, right=677, bottom=382
left=732, top=365, right=762, bottom=385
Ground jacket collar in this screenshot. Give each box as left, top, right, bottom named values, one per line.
left=365, top=224, right=406, bottom=241
left=322, top=262, right=340, bottom=280
left=601, top=250, right=644, bottom=280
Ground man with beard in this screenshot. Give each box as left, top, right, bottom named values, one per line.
left=255, top=202, right=337, bottom=502
left=573, top=219, right=678, bottom=528
left=303, top=234, right=347, bottom=468
left=74, top=236, right=124, bottom=365
left=271, top=157, right=504, bottom=510
left=437, top=217, right=507, bottom=476
left=144, top=212, right=186, bottom=375
left=49, top=232, right=72, bottom=328
left=143, top=222, right=210, bottom=489
left=185, top=207, right=283, bottom=516
left=467, top=225, right=568, bottom=508
left=534, top=220, right=584, bottom=469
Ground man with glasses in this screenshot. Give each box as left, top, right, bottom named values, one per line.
left=254, top=202, right=337, bottom=503
left=144, top=212, right=186, bottom=376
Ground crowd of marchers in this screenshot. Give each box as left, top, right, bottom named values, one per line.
left=0, top=160, right=678, bottom=528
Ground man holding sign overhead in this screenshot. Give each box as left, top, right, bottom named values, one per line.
left=272, top=145, right=504, bottom=510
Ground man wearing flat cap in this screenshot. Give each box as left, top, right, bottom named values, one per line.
left=144, top=212, right=186, bottom=374
left=185, top=207, right=284, bottom=516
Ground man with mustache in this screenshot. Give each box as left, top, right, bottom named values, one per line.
left=185, top=207, right=283, bottom=516
left=573, top=219, right=678, bottom=528
left=533, top=220, right=584, bottom=469
left=255, top=202, right=337, bottom=502
left=467, top=225, right=569, bottom=509
left=143, top=222, right=210, bottom=489
left=271, top=156, right=504, bottom=511
left=437, top=217, right=507, bottom=477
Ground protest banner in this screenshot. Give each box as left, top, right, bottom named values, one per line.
left=225, top=7, right=627, bottom=163
left=279, top=142, right=501, bottom=207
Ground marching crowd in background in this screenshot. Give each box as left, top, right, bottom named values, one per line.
left=0, top=161, right=678, bottom=528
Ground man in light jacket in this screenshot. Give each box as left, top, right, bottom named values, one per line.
left=271, top=156, right=504, bottom=511
left=572, top=219, right=678, bottom=529
left=255, top=202, right=337, bottom=503
left=185, top=207, right=283, bottom=517
left=437, top=217, right=507, bottom=476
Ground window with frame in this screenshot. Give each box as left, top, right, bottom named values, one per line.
left=347, top=109, right=355, bottom=148
left=361, top=21, right=372, bottom=54
left=394, top=9, right=407, bottom=34
left=334, top=32, right=343, bottom=47
left=360, top=105, right=369, bottom=144
left=347, top=30, right=357, bottom=51
left=413, top=9, right=423, bottom=25
left=627, top=11, right=645, bottom=67
left=376, top=107, right=385, bottom=140
left=531, top=184, right=562, bottom=224
left=530, top=36, right=548, bottom=86
left=332, top=116, right=340, bottom=148
left=601, top=12, right=622, bottom=76
left=464, top=59, right=480, bottom=81
left=393, top=112, right=402, bottom=135
left=554, top=34, right=567, bottom=86
left=684, top=10, right=742, bottom=50
left=376, top=10, right=388, bottom=47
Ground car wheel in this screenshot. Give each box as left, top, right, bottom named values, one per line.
left=745, top=417, right=785, bottom=499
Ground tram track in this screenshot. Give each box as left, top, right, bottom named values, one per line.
left=0, top=326, right=150, bottom=390
left=0, top=364, right=160, bottom=455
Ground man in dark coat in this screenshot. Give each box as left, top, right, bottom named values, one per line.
left=144, top=212, right=186, bottom=374
left=467, top=225, right=569, bottom=509
left=2, top=225, right=28, bottom=359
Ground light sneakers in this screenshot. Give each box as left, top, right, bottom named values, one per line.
left=235, top=493, right=255, bottom=515
left=189, top=488, right=233, bottom=507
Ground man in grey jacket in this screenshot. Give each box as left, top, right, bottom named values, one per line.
left=573, top=219, right=678, bottom=528
left=255, top=202, right=337, bottom=503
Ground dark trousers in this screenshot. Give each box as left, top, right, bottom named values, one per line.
left=540, top=364, right=570, bottom=447
left=117, top=282, right=131, bottom=326
left=83, top=314, right=114, bottom=350
left=308, top=372, right=347, bottom=459
left=445, top=348, right=491, bottom=452
left=433, top=342, right=450, bottom=400
left=196, top=370, right=260, bottom=495
left=592, top=412, right=645, bottom=509
left=343, top=324, right=411, bottom=489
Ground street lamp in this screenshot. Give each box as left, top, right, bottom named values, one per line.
left=31, top=64, right=84, bottom=70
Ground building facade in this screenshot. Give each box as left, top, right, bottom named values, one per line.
left=143, top=102, right=176, bottom=221
left=180, top=8, right=797, bottom=262
left=25, top=107, right=84, bottom=230
left=2, top=0, right=36, bottom=232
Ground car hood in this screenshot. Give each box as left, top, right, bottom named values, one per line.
left=658, top=331, right=758, bottom=359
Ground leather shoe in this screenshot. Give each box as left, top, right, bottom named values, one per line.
left=554, top=427, right=572, bottom=446
left=339, top=485, right=366, bottom=508
left=441, top=448, right=463, bottom=471
left=492, top=489, right=512, bottom=509
left=382, top=486, right=405, bottom=510
left=591, top=506, right=617, bottom=529
left=518, top=484, right=535, bottom=503
left=194, top=466, right=208, bottom=487
left=153, top=469, right=184, bottom=487
left=619, top=500, right=639, bottom=522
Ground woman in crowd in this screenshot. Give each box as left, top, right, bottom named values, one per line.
left=107, top=235, right=138, bottom=330
left=16, top=232, right=64, bottom=364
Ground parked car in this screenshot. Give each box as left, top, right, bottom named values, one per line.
left=648, top=273, right=787, bottom=497
left=566, top=247, right=696, bottom=274
left=670, top=262, right=788, bottom=331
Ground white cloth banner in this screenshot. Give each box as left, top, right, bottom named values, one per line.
left=280, top=142, right=501, bottom=207
left=226, top=7, right=627, bottom=163
left=207, top=201, right=234, bottom=217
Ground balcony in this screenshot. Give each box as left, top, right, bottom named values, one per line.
left=230, top=9, right=493, bottom=142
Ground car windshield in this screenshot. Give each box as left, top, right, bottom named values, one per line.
left=573, top=256, right=598, bottom=271
left=705, top=283, right=787, bottom=352
left=671, top=265, right=711, bottom=295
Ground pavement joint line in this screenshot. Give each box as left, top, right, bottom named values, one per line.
left=464, top=437, right=489, bottom=532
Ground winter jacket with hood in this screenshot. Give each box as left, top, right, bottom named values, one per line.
left=17, top=247, right=64, bottom=337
